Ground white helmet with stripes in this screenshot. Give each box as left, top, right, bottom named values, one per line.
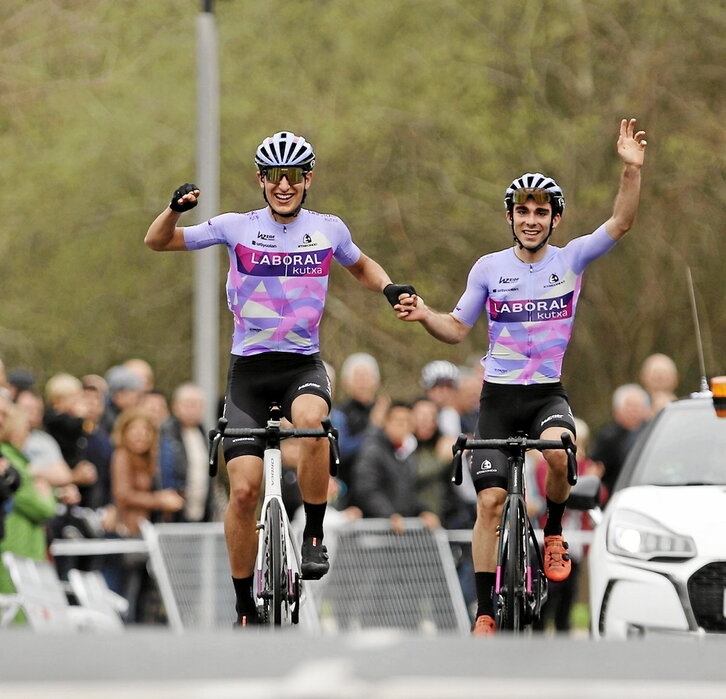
left=504, top=172, right=565, bottom=217
left=254, top=131, right=316, bottom=172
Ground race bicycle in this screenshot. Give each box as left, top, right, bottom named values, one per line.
left=451, top=432, right=578, bottom=633
left=208, top=403, right=340, bottom=627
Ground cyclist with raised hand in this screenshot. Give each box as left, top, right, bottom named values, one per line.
left=397, top=118, right=647, bottom=635
left=145, top=131, right=415, bottom=627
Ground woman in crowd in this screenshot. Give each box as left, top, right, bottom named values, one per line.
left=111, top=408, right=183, bottom=622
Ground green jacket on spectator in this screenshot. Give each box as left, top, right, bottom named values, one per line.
left=0, top=443, right=57, bottom=619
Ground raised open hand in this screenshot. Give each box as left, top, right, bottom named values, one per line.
left=617, top=118, right=647, bottom=168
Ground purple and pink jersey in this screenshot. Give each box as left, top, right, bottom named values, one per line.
left=183, top=208, right=361, bottom=356
left=452, top=225, right=617, bottom=385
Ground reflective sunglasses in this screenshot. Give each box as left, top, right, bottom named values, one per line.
left=262, top=166, right=306, bottom=185
left=512, top=188, right=552, bottom=205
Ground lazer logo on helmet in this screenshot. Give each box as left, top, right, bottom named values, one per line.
left=489, top=291, right=575, bottom=322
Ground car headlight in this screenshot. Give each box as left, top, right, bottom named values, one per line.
left=606, top=509, right=697, bottom=561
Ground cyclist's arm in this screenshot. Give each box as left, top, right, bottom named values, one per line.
left=398, top=295, right=472, bottom=344
left=603, top=165, right=642, bottom=241
left=144, top=208, right=189, bottom=251
left=604, top=118, right=647, bottom=241
left=343, top=253, right=392, bottom=292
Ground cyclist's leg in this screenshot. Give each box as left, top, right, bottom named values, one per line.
left=225, top=455, right=264, bottom=579
left=291, top=395, right=332, bottom=579
left=285, top=358, right=332, bottom=508
left=290, top=393, right=330, bottom=506
left=470, top=386, right=513, bottom=631
left=470, top=485, right=506, bottom=635
left=222, top=354, right=270, bottom=623
left=284, top=359, right=332, bottom=579
left=533, top=392, right=576, bottom=581
left=472, top=486, right=507, bottom=573
left=226, top=456, right=264, bottom=623
left=540, top=424, right=574, bottom=504
left=532, top=392, right=576, bottom=530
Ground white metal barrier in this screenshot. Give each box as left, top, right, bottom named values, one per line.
left=312, top=519, right=471, bottom=634
left=47, top=522, right=590, bottom=633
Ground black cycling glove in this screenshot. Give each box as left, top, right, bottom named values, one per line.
left=170, top=183, right=199, bottom=212
left=383, top=283, right=417, bottom=307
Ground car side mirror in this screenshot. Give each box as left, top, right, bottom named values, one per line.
left=567, top=474, right=601, bottom=511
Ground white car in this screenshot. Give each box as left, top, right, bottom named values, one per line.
left=589, top=393, right=726, bottom=639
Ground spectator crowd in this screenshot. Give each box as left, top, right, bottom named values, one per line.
left=0, top=350, right=679, bottom=629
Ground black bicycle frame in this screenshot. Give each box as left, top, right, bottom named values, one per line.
left=451, top=432, right=577, bottom=632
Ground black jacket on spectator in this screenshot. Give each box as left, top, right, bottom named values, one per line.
left=334, top=398, right=374, bottom=507
left=591, top=420, right=647, bottom=494
left=44, top=408, right=98, bottom=509
left=43, top=409, right=87, bottom=467
left=159, top=416, right=213, bottom=522
left=352, top=427, right=424, bottom=519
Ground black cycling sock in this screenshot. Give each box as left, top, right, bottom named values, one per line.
left=232, top=575, right=255, bottom=617
left=475, top=571, right=497, bottom=618
left=302, top=501, right=327, bottom=542
left=543, top=498, right=567, bottom=537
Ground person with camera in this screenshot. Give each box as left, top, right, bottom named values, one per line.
left=0, top=392, right=58, bottom=618
left=0, top=457, right=21, bottom=540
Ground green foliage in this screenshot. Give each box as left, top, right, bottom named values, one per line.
left=1, top=0, right=724, bottom=430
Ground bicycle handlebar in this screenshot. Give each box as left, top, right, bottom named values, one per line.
left=207, top=417, right=341, bottom=478
left=451, top=433, right=578, bottom=487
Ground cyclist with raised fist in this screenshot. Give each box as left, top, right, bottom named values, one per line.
left=145, top=131, right=415, bottom=626
left=397, top=118, right=647, bottom=635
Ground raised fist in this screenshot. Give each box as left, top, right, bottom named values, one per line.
left=170, top=183, right=200, bottom=212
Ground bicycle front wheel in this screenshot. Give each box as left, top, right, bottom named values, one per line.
left=500, top=498, right=526, bottom=632
left=262, top=499, right=286, bottom=626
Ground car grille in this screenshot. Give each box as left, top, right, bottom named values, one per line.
left=687, top=562, right=726, bottom=632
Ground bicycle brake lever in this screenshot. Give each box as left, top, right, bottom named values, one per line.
left=208, top=417, right=228, bottom=478
left=451, top=434, right=468, bottom=486
left=321, top=417, right=340, bottom=477
left=561, top=432, right=578, bottom=486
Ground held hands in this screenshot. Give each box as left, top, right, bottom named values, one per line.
left=383, top=283, right=424, bottom=321
left=170, top=183, right=200, bottom=212
left=617, top=118, right=647, bottom=169
left=383, top=283, right=417, bottom=308
left=394, top=293, right=428, bottom=322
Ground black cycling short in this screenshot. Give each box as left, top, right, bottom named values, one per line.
left=223, top=352, right=332, bottom=461
left=470, top=381, right=576, bottom=492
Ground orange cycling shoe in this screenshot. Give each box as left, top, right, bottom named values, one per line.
left=471, top=614, right=496, bottom=637
left=543, top=534, right=571, bottom=582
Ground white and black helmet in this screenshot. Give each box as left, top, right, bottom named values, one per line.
left=254, top=131, right=316, bottom=172
left=420, top=360, right=460, bottom=389
left=504, top=172, right=565, bottom=217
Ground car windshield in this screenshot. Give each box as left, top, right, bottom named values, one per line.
left=630, top=403, right=726, bottom=487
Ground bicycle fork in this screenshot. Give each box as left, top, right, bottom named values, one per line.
left=254, top=446, right=302, bottom=621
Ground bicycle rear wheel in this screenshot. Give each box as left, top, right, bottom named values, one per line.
left=499, top=498, right=526, bottom=632
left=262, top=499, right=286, bottom=626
